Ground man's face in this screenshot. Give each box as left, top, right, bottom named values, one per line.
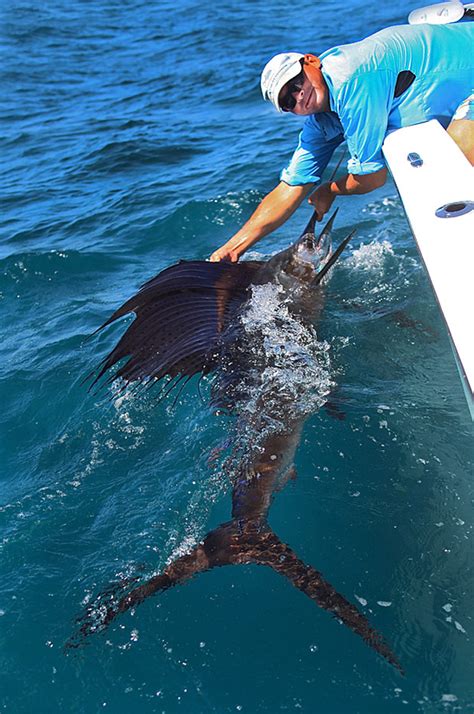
left=280, top=68, right=329, bottom=116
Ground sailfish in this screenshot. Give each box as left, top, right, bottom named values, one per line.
left=71, top=210, right=402, bottom=672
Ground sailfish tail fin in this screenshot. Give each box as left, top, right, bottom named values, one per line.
left=67, top=519, right=402, bottom=673
left=254, top=525, right=403, bottom=673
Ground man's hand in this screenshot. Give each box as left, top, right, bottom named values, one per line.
left=209, top=245, right=240, bottom=262
left=208, top=182, right=313, bottom=262
left=307, top=183, right=335, bottom=221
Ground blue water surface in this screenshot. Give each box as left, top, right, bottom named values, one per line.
left=1, top=1, right=473, bottom=712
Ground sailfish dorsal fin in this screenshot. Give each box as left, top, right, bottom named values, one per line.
left=90, top=259, right=263, bottom=392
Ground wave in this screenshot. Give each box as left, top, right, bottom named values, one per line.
left=72, top=140, right=208, bottom=177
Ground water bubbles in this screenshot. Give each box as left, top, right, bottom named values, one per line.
left=167, top=535, right=198, bottom=564
left=364, top=195, right=401, bottom=216
left=345, top=239, right=394, bottom=273
left=441, top=694, right=458, bottom=703
left=239, top=282, right=333, bottom=420
left=216, top=281, right=334, bottom=483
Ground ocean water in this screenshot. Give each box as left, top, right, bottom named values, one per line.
left=1, top=1, right=473, bottom=712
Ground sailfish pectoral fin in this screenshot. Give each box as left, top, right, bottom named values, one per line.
left=68, top=519, right=402, bottom=673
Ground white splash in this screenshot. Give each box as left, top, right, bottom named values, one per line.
left=345, top=239, right=394, bottom=273
left=239, top=283, right=334, bottom=420
left=216, top=281, right=334, bottom=483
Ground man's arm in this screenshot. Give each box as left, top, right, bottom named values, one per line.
left=209, top=181, right=314, bottom=262
left=308, top=169, right=387, bottom=220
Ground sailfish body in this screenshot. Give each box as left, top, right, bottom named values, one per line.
left=74, top=211, right=402, bottom=672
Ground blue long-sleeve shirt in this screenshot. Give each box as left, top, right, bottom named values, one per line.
left=281, top=22, right=474, bottom=184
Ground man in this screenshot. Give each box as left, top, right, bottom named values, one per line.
left=210, top=22, right=473, bottom=263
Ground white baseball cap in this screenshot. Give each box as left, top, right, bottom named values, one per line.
left=260, top=52, right=304, bottom=113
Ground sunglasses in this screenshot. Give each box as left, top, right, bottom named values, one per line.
left=279, top=69, right=305, bottom=112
